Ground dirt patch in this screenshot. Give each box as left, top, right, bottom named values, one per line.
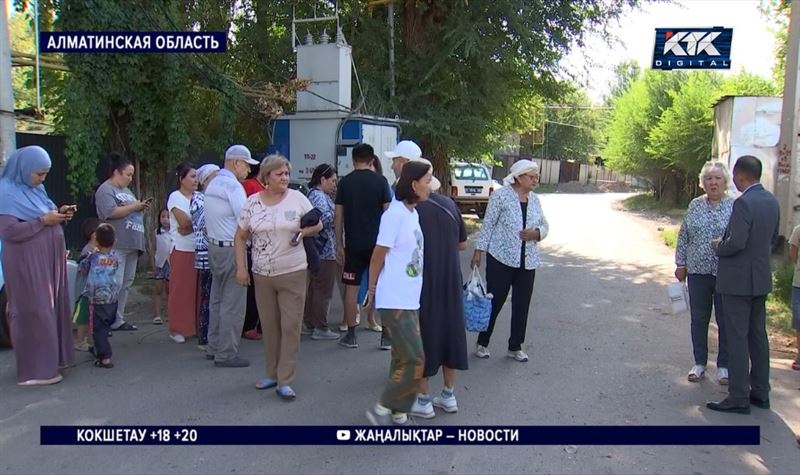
left=550, top=181, right=634, bottom=194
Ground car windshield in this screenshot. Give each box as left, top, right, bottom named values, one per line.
left=454, top=166, right=488, bottom=180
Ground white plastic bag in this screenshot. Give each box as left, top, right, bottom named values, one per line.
left=667, top=282, right=690, bottom=315
left=465, top=267, right=493, bottom=300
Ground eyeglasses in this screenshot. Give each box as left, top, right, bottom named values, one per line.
left=523, top=173, right=540, bottom=179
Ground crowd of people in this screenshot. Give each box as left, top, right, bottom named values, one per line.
left=4, top=139, right=788, bottom=421
left=0, top=140, right=548, bottom=425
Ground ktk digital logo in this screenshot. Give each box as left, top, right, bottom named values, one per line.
left=652, top=27, right=732, bottom=70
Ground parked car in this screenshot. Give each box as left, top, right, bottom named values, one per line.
left=450, top=161, right=495, bottom=218
left=289, top=180, right=309, bottom=196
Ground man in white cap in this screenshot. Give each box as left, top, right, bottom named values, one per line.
left=203, top=144, right=259, bottom=367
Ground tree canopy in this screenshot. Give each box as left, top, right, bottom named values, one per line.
left=14, top=0, right=643, bottom=197
left=603, top=68, right=779, bottom=203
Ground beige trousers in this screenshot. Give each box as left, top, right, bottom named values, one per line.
left=253, top=270, right=308, bottom=386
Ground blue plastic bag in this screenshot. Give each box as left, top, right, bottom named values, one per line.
left=463, top=268, right=493, bottom=332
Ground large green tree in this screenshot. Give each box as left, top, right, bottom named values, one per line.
left=343, top=0, right=641, bottom=184
left=528, top=88, right=605, bottom=162
left=605, top=69, right=779, bottom=203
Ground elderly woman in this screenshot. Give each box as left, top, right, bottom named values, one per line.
left=0, top=146, right=75, bottom=385
left=167, top=162, right=199, bottom=344
left=470, top=159, right=549, bottom=363
left=192, top=164, right=220, bottom=351
left=675, top=161, right=733, bottom=384
left=235, top=155, right=322, bottom=400
left=95, top=153, right=150, bottom=331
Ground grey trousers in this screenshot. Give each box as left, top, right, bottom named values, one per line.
left=113, top=249, right=139, bottom=327
left=207, top=246, right=247, bottom=362
left=720, top=294, right=770, bottom=404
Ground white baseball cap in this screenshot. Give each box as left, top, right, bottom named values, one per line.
left=384, top=140, right=423, bottom=160
left=385, top=140, right=441, bottom=191
left=224, top=144, right=259, bottom=165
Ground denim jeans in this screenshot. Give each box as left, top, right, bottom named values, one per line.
left=687, top=273, right=728, bottom=367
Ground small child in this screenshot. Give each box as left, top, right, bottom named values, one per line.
left=150, top=208, right=172, bottom=325
left=73, top=218, right=102, bottom=352
left=79, top=223, right=120, bottom=369
left=789, top=224, right=800, bottom=371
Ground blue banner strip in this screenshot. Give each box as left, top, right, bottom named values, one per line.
left=40, top=425, right=760, bottom=446
left=651, top=27, right=732, bottom=70
left=40, top=32, right=227, bottom=53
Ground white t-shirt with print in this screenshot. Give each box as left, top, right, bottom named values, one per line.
left=167, top=191, right=196, bottom=252
left=238, top=190, right=313, bottom=278
left=375, top=199, right=424, bottom=310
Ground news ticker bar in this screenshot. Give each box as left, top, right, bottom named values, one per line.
left=41, top=426, right=760, bottom=446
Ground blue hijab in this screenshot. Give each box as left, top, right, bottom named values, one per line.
left=0, top=145, right=57, bottom=221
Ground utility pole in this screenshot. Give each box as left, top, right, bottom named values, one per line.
left=0, top=0, right=16, bottom=170
left=388, top=1, right=395, bottom=98
left=781, top=0, right=800, bottom=237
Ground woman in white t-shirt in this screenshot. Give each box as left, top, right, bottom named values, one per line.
left=364, top=159, right=435, bottom=426
left=166, top=163, right=199, bottom=344
left=234, top=155, right=322, bottom=400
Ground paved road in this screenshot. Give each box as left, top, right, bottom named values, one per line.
left=2, top=193, right=798, bottom=474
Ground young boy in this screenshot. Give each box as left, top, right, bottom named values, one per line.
left=73, top=218, right=102, bottom=352
left=79, top=223, right=120, bottom=368
left=790, top=224, right=800, bottom=371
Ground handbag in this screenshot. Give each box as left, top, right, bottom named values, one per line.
left=667, top=282, right=690, bottom=315
left=463, top=267, right=493, bottom=332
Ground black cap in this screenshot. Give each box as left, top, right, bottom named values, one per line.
left=352, top=143, right=377, bottom=163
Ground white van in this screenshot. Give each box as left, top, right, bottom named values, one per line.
left=450, top=161, right=494, bottom=218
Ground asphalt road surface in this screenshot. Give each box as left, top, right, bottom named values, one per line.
left=1, top=193, right=798, bottom=474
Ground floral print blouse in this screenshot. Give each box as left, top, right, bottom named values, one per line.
left=475, top=185, right=549, bottom=270
left=675, top=195, right=734, bottom=276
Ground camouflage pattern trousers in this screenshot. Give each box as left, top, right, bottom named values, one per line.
left=379, top=309, right=426, bottom=413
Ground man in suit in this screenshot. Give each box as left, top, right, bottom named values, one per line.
left=708, top=155, right=780, bottom=414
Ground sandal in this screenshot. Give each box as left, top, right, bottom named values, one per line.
left=94, top=359, right=114, bottom=369
left=717, top=367, right=729, bottom=386
left=276, top=385, right=296, bottom=401
left=687, top=365, right=705, bottom=383
left=366, top=322, right=383, bottom=332
left=112, top=322, right=138, bottom=331
left=792, top=359, right=800, bottom=371
left=152, top=317, right=163, bottom=325
left=255, top=378, right=277, bottom=390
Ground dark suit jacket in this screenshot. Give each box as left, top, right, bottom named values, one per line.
left=715, top=184, right=780, bottom=296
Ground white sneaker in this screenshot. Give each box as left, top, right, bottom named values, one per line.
left=717, top=367, right=729, bottom=385
left=391, top=412, right=416, bottom=425
left=475, top=345, right=490, bottom=359
left=432, top=393, right=458, bottom=413
left=409, top=397, right=436, bottom=419
left=507, top=349, right=529, bottom=362
left=170, top=334, right=186, bottom=344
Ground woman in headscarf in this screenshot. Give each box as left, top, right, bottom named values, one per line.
left=0, top=146, right=75, bottom=385
left=470, top=159, right=549, bottom=363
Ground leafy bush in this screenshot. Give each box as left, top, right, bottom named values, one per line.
left=660, top=227, right=679, bottom=249
left=768, top=260, right=795, bottom=335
